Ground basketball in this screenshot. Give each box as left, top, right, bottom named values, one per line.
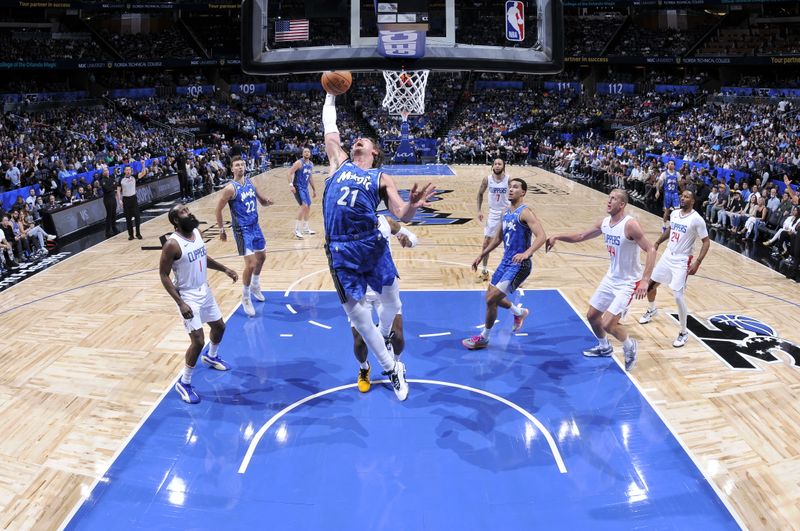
left=321, top=70, right=352, bottom=96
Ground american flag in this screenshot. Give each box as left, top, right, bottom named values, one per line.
left=274, top=19, right=309, bottom=42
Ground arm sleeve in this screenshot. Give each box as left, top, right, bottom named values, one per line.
left=322, top=94, right=339, bottom=135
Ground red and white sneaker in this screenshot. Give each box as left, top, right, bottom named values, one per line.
left=513, top=308, right=530, bottom=332
left=462, top=335, right=489, bottom=350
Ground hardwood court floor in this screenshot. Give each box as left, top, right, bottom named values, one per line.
left=0, top=165, right=798, bottom=530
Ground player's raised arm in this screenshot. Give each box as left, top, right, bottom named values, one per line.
left=381, top=173, right=435, bottom=223
left=546, top=218, right=603, bottom=252
left=322, top=94, right=348, bottom=172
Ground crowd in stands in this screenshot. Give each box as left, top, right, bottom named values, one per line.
left=565, top=14, right=625, bottom=56
left=0, top=29, right=109, bottom=61
left=610, top=25, right=705, bottom=57
left=699, top=16, right=800, bottom=57
left=99, top=27, right=198, bottom=59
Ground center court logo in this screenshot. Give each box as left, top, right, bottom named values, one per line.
left=378, top=189, right=471, bottom=226
left=672, top=312, right=800, bottom=370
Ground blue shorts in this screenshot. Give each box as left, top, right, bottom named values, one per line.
left=294, top=187, right=311, bottom=206
left=232, top=223, right=266, bottom=256
left=326, top=236, right=398, bottom=303
left=663, top=192, right=680, bottom=210
left=491, top=258, right=532, bottom=295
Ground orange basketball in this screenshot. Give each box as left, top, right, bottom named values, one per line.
left=321, top=70, right=352, bottom=96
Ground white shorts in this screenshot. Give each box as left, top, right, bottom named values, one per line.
left=177, top=284, right=223, bottom=333
left=651, top=251, right=692, bottom=292
left=484, top=209, right=504, bottom=237
left=589, top=275, right=639, bottom=317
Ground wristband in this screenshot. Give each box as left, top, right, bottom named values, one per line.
left=397, top=227, right=418, bottom=247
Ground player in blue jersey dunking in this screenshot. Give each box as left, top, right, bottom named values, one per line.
left=656, top=160, right=681, bottom=229
left=287, top=147, right=317, bottom=239
left=215, top=155, right=273, bottom=317
left=462, top=178, right=547, bottom=350
left=322, top=92, right=434, bottom=401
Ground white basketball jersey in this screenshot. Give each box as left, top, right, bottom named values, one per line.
left=487, top=173, right=510, bottom=212
left=666, top=209, right=708, bottom=257
left=169, top=229, right=208, bottom=292
left=602, top=215, right=643, bottom=283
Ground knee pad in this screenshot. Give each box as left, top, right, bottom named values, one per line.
left=376, top=278, right=402, bottom=316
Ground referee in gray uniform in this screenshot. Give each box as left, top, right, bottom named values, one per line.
left=117, top=164, right=142, bottom=240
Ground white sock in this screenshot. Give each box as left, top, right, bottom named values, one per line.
left=599, top=336, right=610, bottom=348
left=509, top=304, right=524, bottom=317
left=208, top=342, right=219, bottom=358
left=359, top=360, right=369, bottom=370
left=303, top=221, right=310, bottom=230
left=623, top=337, right=635, bottom=350
left=480, top=326, right=491, bottom=340
left=242, top=285, right=250, bottom=297
left=648, top=300, right=656, bottom=311
left=295, top=221, right=301, bottom=232
left=251, top=274, right=260, bottom=287
left=180, top=365, right=194, bottom=384
left=675, top=290, right=688, bottom=334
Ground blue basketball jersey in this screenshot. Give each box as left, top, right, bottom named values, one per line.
left=228, top=178, right=259, bottom=228
left=294, top=160, right=313, bottom=190
left=663, top=170, right=679, bottom=193
left=323, top=161, right=382, bottom=241
left=501, top=205, right=532, bottom=261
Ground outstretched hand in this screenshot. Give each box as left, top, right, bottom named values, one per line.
left=545, top=237, right=557, bottom=253
left=409, top=182, right=436, bottom=208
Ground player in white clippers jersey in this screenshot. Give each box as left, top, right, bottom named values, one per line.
left=476, top=158, right=511, bottom=281
left=351, top=215, right=418, bottom=393
left=546, top=189, right=656, bottom=371
left=639, top=190, right=710, bottom=347
left=160, top=204, right=239, bottom=404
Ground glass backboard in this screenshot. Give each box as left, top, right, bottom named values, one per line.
left=241, top=0, right=563, bottom=75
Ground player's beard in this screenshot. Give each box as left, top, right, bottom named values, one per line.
left=178, top=214, right=200, bottom=233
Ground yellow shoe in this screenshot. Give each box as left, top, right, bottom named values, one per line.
left=357, top=364, right=371, bottom=393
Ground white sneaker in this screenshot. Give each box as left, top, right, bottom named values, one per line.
left=251, top=284, right=265, bottom=302
left=242, top=296, right=256, bottom=317
left=624, top=339, right=638, bottom=372
left=293, top=231, right=304, bottom=240
left=639, top=308, right=658, bottom=324
left=673, top=331, right=689, bottom=348
left=303, top=227, right=316, bottom=235
left=384, top=361, right=408, bottom=401
left=46, top=234, right=56, bottom=241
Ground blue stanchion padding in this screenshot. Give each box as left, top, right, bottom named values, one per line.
left=1, top=184, right=41, bottom=211
left=655, top=85, right=698, bottom=94
left=543, top=81, right=582, bottom=93
left=288, top=82, right=324, bottom=91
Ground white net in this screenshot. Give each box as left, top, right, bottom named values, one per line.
left=381, top=69, right=429, bottom=117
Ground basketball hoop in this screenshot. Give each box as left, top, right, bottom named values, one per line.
left=382, top=69, right=429, bottom=118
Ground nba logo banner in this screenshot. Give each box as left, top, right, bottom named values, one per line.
left=505, top=1, right=525, bottom=42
